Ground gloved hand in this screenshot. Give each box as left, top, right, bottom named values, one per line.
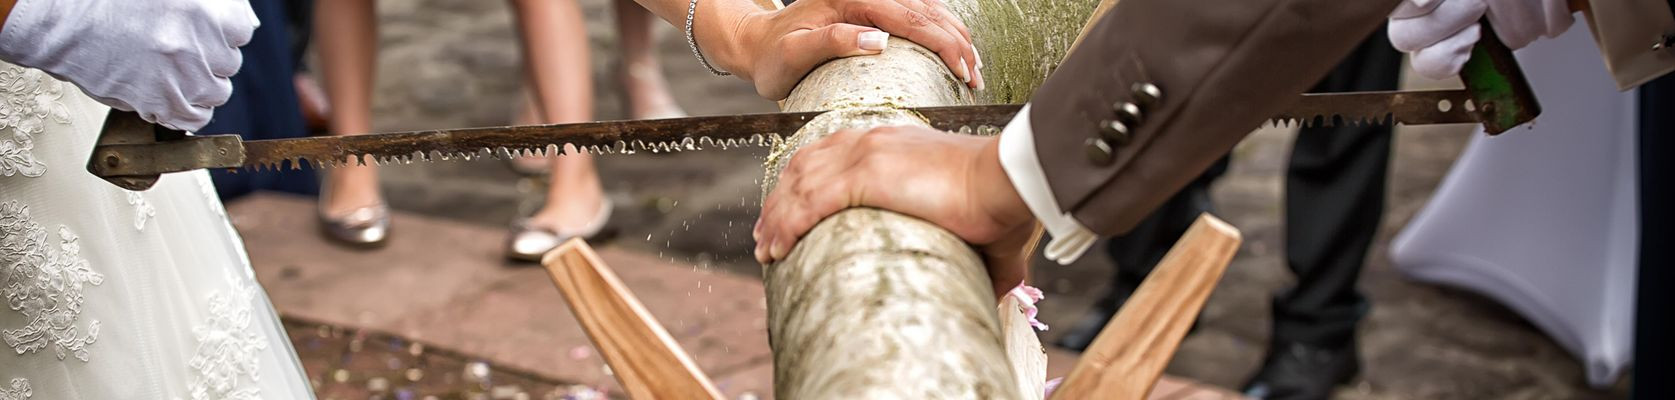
left=0, top=0, right=259, bottom=131
left=1388, top=0, right=1574, bottom=79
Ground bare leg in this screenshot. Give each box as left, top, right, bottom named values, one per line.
left=509, top=87, right=550, bottom=174
left=616, top=0, right=684, bottom=119
left=314, top=0, right=384, bottom=216
left=513, top=0, right=606, bottom=231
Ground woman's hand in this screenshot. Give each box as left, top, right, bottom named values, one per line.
left=700, top=0, right=982, bottom=100
left=0, top=0, right=259, bottom=131
left=753, top=126, right=1034, bottom=297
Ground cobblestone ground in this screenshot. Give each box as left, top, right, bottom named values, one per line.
left=283, top=0, right=1632, bottom=398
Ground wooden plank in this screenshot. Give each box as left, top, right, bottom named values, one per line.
left=542, top=239, right=724, bottom=400
left=1049, top=214, right=1242, bottom=400
left=1000, top=295, right=1049, bottom=399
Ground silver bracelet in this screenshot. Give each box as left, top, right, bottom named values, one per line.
left=686, top=0, right=732, bottom=76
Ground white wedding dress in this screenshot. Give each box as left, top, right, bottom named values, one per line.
left=0, top=64, right=311, bottom=399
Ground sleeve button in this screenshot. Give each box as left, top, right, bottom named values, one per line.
left=1099, top=120, right=1132, bottom=146
left=1085, top=138, right=1115, bottom=166
left=1114, top=102, right=1144, bottom=126
left=1132, top=82, right=1163, bottom=107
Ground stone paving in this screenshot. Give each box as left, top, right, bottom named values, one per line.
left=255, top=0, right=1635, bottom=398
left=235, top=194, right=1242, bottom=399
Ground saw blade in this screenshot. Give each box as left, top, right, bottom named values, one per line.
left=239, top=104, right=1024, bottom=171
left=1268, top=89, right=1478, bottom=128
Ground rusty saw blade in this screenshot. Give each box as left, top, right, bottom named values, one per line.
left=1268, top=89, right=1479, bottom=128
left=88, top=90, right=1500, bottom=192
left=87, top=105, right=1024, bottom=190
left=1271, top=19, right=1538, bottom=131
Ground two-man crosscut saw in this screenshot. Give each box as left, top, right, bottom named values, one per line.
left=88, top=23, right=1537, bottom=191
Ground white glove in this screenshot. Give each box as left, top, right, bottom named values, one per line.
left=0, top=0, right=260, bottom=131
left=1389, top=0, right=1574, bottom=79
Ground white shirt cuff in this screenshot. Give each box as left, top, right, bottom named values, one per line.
left=997, top=104, right=1097, bottom=265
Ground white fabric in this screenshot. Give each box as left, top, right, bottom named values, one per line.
left=0, top=64, right=312, bottom=399
left=1390, top=26, right=1636, bottom=387
left=0, top=0, right=259, bottom=131
left=1389, top=0, right=1574, bottom=79
left=997, top=105, right=1097, bottom=264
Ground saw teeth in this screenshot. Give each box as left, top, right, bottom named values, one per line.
left=1270, top=113, right=1399, bottom=129
left=237, top=130, right=783, bottom=174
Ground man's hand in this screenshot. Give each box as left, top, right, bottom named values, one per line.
left=702, top=0, right=982, bottom=100
left=0, top=0, right=258, bottom=131
left=1387, top=0, right=1573, bottom=79
left=753, top=125, right=1035, bottom=297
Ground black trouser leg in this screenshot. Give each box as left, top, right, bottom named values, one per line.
left=1269, top=33, right=1401, bottom=348
left=1632, top=72, right=1674, bottom=400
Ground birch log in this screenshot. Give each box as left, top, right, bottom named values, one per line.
left=758, top=1, right=1101, bottom=396
left=760, top=39, right=1016, bottom=399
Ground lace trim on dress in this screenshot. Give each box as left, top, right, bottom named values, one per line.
left=184, top=276, right=267, bottom=400
left=125, top=191, right=155, bottom=231
left=0, top=201, right=103, bottom=362
left=0, top=378, right=29, bottom=400
left=0, top=67, right=70, bottom=178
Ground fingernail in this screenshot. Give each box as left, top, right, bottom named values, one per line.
left=974, top=47, right=984, bottom=70
left=770, top=239, right=787, bottom=261
left=858, top=31, right=889, bottom=51
left=959, top=58, right=972, bottom=84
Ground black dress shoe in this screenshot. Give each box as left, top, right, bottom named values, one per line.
left=1241, top=340, right=1360, bottom=400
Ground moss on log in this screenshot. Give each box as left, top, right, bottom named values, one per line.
left=761, top=38, right=1019, bottom=399
left=954, top=0, right=1100, bottom=103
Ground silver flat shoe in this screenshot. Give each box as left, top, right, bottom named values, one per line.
left=506, top=201, right=613, bottom=262
left=318, top=204, right=391, bottom=248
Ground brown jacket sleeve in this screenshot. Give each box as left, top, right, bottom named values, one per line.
left=1583, top=0, right=1675, bottom=89
left=1029, top=0, right=1400, bottom=235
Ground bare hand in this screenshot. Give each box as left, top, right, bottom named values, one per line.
left=718, top=0, right=983, bottom=100
left=753, top=126, right=1034, bottom=297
